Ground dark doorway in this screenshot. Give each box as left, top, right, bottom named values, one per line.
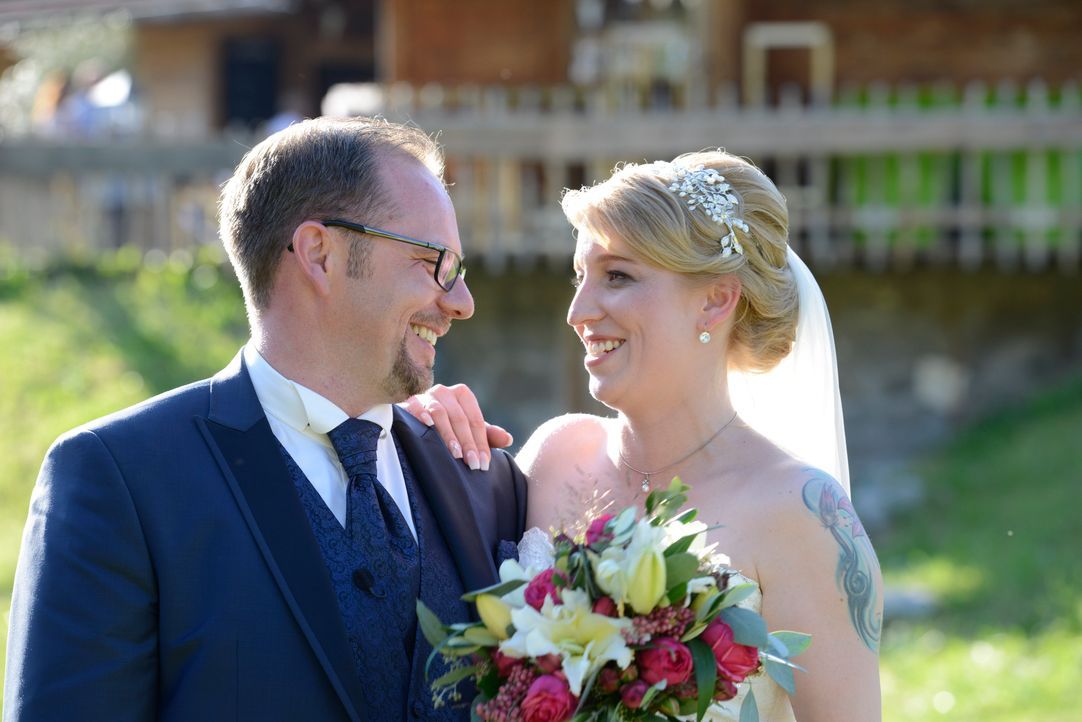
left=223, top=37, right=280, bottom=127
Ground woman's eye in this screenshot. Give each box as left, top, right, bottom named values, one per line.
left=570, top=274, right=583, bottom=288
left=607, top=270, right=631, bottom=283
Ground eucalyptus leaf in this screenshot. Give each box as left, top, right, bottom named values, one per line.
left=760, top=651, right=807, bottom=673
left=764, top=658, right=796, bottom=695
left=416, top=600, right=448, bottom=648
left=739, top=687, right=759, bottom=722
left=771, top=631, right=812, bottom=658
left=719, top=607, right=769, bottom=648
left=766, top=634, right=789, bottom=659
left=688, top=638, right=718, bottom=722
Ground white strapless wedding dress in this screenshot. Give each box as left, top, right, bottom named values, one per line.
left=515, top=530, right=795, bottom=721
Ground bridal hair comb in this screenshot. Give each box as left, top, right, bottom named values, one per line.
left=668, top=165, right=749, bottom=257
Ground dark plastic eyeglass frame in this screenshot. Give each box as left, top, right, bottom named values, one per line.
left=287, top=218, right=466, bottom=292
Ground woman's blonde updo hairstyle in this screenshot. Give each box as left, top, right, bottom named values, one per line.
left=560, top=150, right=798, bottom=373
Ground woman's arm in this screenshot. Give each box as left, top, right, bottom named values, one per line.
left=758, top=470, right=883, bottom=722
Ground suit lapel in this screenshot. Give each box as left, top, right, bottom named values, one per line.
left=197, top=351, right=365, bottom=721
left=392, top=409, right=498, bottom=595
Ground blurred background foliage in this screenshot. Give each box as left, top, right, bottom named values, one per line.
left=0, top=13, right=131, bottom=136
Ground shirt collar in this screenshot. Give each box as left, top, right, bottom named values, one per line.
left=243, top=342, right=394, bottom=443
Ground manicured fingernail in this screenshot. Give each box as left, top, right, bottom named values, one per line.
left=421, top=412, right=434, bottom=426
left=450, top=440, right=462, bottom=459
left=480, top=452, right=490, bottom=472
left=466, top=450, right=480, bottom=470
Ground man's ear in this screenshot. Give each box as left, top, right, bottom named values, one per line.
left=286, top=221, right=334, bottom=296
left=699, top=275, right=742, bottom=333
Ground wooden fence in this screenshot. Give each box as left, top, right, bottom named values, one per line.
left=1, top=78, right=1079, bottom=272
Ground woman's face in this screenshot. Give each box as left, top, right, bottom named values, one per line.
left=567, top=230, right=709, bottom=411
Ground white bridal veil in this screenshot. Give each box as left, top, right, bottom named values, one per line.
left=728, top=247, right=851, bottom=496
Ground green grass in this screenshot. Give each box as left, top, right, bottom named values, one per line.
left=0, top=250, right=248, bottom=695
left=878, top=378, right=1082, bottom=720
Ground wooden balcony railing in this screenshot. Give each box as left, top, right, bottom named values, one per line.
left=2, top=78, right=1079, bottom=272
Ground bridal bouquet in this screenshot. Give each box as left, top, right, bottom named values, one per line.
left=418, top=480, right=809, bottom=722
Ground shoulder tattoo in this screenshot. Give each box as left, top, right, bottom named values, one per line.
left=802, top=474, right=883, bottom=652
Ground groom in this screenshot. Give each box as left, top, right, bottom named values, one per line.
left=5, top=117, right=527, bottom=721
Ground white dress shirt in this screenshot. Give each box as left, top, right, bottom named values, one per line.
left=243, top=343, right=416, bottom=539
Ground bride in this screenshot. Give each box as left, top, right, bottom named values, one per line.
left=406, top=151, right=882, bottom=721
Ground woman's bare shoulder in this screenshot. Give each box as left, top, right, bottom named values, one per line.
left=516, top=413, right=611, bottom=478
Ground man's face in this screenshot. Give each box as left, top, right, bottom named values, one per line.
left=327, top=156, right=474, bottom=405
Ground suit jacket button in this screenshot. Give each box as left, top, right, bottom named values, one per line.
left=412, top=700, right=426, bottom=717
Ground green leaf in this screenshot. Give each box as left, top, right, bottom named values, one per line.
left=640, top=679, right=668, bottom=709
left=764, top=657, right=796, bottom=695
left=463, top=626, right=500, bottom=646
left=416, top=600, right=448, bottom=648
left=717, top=583, right=757, bottom=610
left=688, top=638, right=718, bottom=722
left=460, top=578, right=526, bottom=602
left=665, top=552, right=701, bottom=590
left=771, top=631, right=812, bottom=658
left=609, top=507, right=638, bottom=545
left=739, top=687, right=759, bottom=722
left=675, top=508, right=698, bottom=524
left=667, top=581, right=689, bottom=605
left=719, top=607, right=769, bottom=648
left=477, top=668, right=500, bottom=698
left=663, top=532, right=699, bottom=556
left=432, top=663, right=481, bottom=689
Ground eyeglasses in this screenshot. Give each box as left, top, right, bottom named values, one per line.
left=288, top=218, right=466, bottom=292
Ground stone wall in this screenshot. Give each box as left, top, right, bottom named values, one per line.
left=435, top=264, right=1082, bottom=525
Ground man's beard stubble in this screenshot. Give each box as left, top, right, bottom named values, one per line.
left=381, top=334, right=432, bottom=401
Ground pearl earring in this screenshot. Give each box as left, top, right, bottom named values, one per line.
left=699, top=331, right=711, bottom=344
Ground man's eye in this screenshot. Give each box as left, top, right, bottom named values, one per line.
left=570, top=275, right=583, bottom=288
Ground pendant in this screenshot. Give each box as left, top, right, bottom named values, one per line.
left=641, top=477, right=651, bottom=493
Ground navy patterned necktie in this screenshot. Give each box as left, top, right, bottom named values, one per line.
left=327, top=419, right=418, bottom=597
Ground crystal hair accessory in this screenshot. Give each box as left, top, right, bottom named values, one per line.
left=668, top=165, right=749, bottom=257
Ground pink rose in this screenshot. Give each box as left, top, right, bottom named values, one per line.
left=492, top=650, right=520, bottom=678
left=592, top=596, right=617, bottom=617
left=585, top=514, right=615, bottom=545
left=524, top=569, right=564, bottom=610
left=701, top=618, right=760, bottom=683
left=637, top=637, right=693, bottom=687
left=596, top=666, right=621, bottom=694
left=620, top=680, right=649, bottom=710
left=521, top=674, right=577, bottom=722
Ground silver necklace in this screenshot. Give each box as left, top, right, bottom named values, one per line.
left=618, top=411, right=739, bottom=493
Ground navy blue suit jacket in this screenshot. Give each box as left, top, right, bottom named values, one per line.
left=4, top=351, right=528, bottom=721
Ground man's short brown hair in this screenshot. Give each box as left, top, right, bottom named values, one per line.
left=218, top=116, right=444, bottom=311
